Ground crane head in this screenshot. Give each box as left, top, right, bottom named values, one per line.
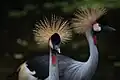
left=49, top=33, right=61, bottom=54
left=92, top=23, right=116, bottom=32
left=92, top=23, right=116, bottom=44
left=33, top=15, right=72, bottom=48
left=71, top=4, right=116, bottom=45
left=71, top=4, right=107, bottom=34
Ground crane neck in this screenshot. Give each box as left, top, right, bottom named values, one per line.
left=85, top=29, right=98, bottom=70
left=49, top=48, right=59, bottom=80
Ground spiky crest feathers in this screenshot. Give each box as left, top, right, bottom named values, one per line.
left=72, top=4, right=107, bottom=33
left=33, top=15, right=72, bottom=47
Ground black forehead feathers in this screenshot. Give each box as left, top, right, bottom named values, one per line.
left=50, top=33, right=61, bottom=45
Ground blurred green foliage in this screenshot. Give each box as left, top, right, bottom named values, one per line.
left=7, top=0, right=120, bottom=18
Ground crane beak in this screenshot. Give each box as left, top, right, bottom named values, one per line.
left=103, top=25, right=116, bottom=32
left=54, top=45, right=61, bottom=54
left=56, top=48, right=61, bottom=54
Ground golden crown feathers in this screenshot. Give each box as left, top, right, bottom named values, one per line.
left=71, top=4, right=107, bottom=33
left=33, top=15, right=72, bottom=47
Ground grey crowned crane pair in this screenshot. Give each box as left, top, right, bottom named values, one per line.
left=17, top=5, right=115, bottom=80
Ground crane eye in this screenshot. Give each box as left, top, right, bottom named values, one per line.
left=93, top=23, right=101, bottom=32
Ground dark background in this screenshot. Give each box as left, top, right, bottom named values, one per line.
left=0, top=0, right=120, bottom=80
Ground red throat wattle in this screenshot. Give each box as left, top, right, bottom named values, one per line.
left=93, top=35, right=97, bottom=45
left=52, top=55, right=56, bottom=65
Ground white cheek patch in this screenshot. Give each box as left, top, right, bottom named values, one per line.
left=49, top=39, right=53, bottom=49
left=93, top=24, right=101, bottom=32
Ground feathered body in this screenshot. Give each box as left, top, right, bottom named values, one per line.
left=17, top=4, right=108, bottom=80
left=66, top=4, right=107, bottom=80
left=18, top=15, right=72, bottom=80
left=18, top=54, right=78, bottom=80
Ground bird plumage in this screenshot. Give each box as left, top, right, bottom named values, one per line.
left=63, top=30, right=98, bottom=80
left=66, top=4, right=106, bottom=80
left=33, top=15, right=72, bottom=48
left=16, top=4, right=111, bottom=80
left=71, top=4, right=106, bottom=33
left=18, top=15, right=72, bottom=80
left=18, top=62, right=37, bottom=80
left=17, top=54, right=82, bottom=80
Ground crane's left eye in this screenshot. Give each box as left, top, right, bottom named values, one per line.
left=93, top=23, right=101, bottom=32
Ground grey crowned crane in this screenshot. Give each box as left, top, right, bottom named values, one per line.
left=17, top=15, right=72, bottom=80
left=16, top=4, right=116, bottom=80
left=63, top=4, right=115, bottom=80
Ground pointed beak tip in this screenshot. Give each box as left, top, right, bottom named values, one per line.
left=104, top=26, right=116, bottom=32
left=55, top=48, right=61, bottom=54
left=58, top=49, right=61, bottom=54
left=112, top=28, right=116, bottom=31
left=109, top=27, right=116, bottom=31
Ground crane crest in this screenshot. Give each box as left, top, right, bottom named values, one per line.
left=71, top=4, right=107, bottom=33
left=33, top=15, right=72, bottom=47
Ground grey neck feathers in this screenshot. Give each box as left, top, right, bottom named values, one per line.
left=49, top=49, right=59, bottom=80
left=49, top=49, right=52, bottom=77
left=85, top=30, right=98, bottom=75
